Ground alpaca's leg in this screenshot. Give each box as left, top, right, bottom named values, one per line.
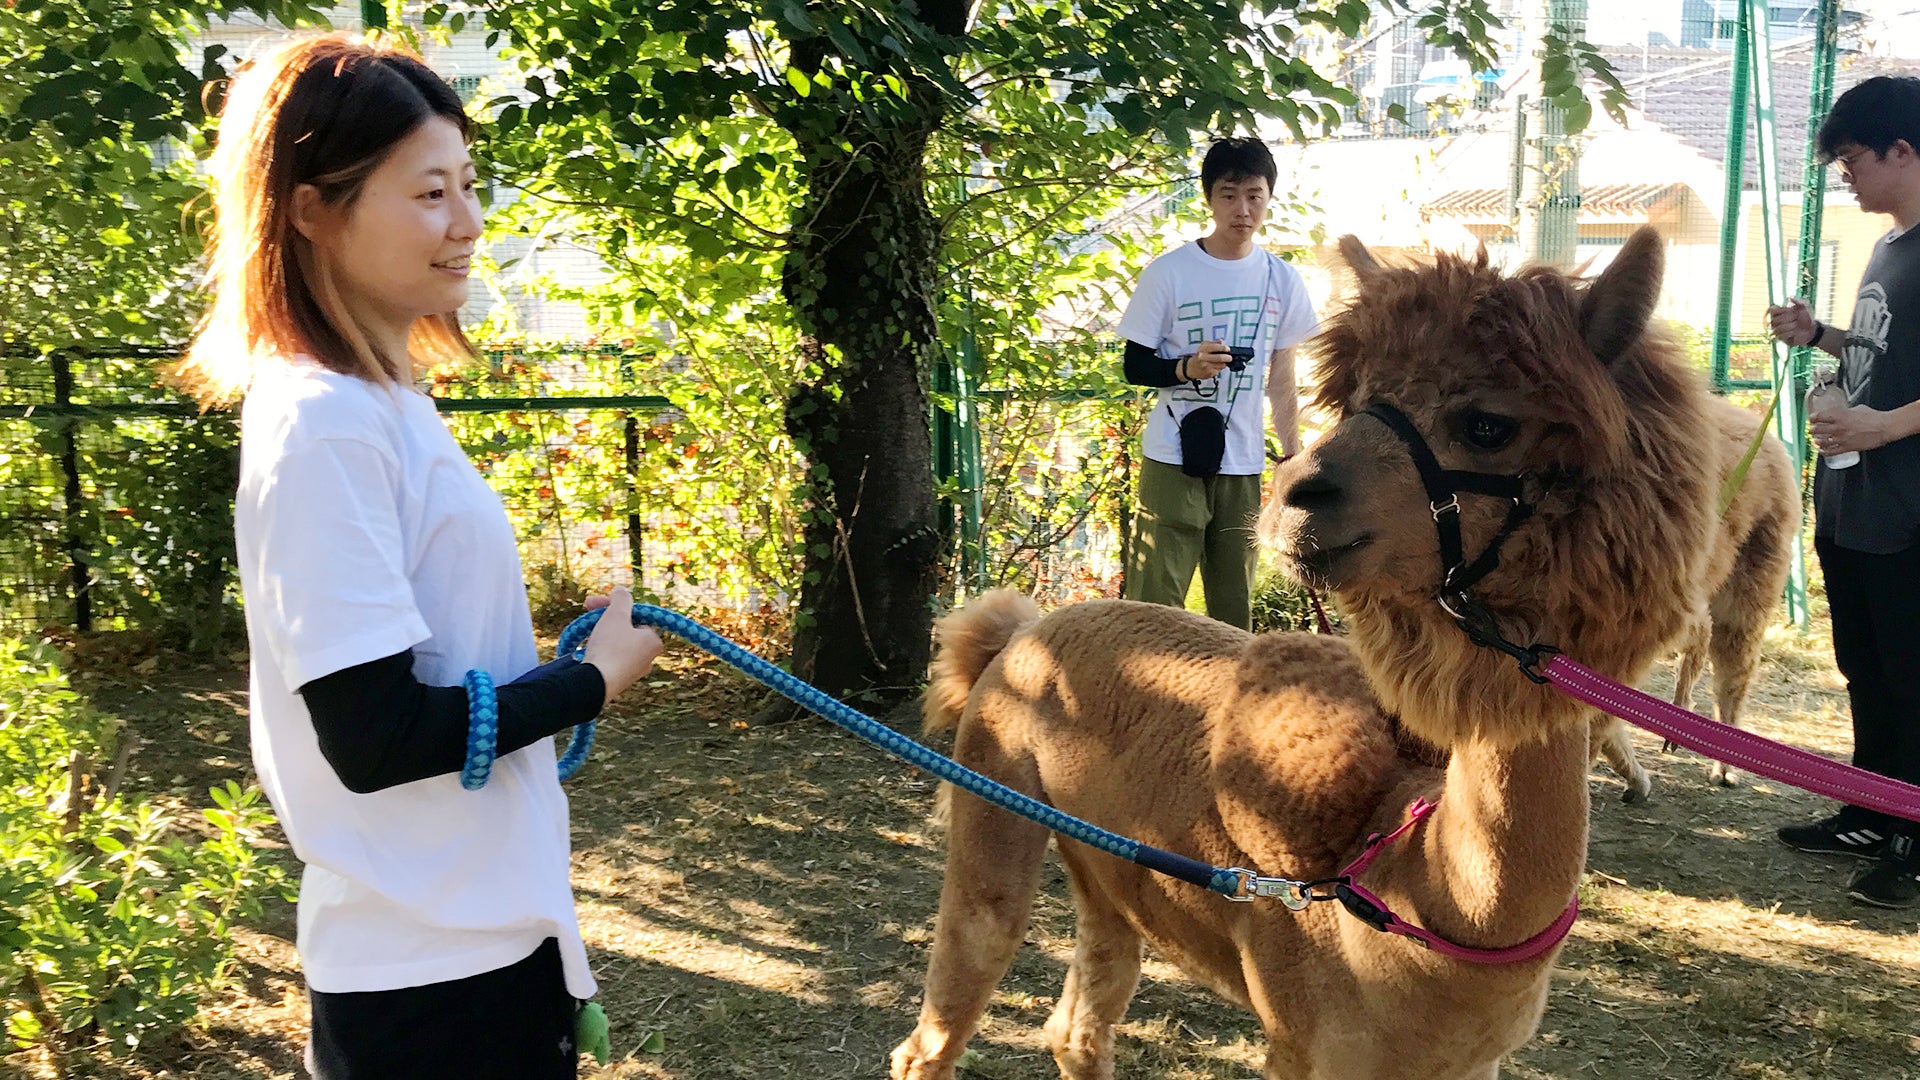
left=1042, top=876, right=1142, bottom=1080
left=1669, top=637, right=1708, bottom=715
left=1703, top=604, right=1767, bottom=788
left=890, top=784, right=1051, bottom=1080
left=1589, top=714, right=1651, bottom=804
left=1659, top=623, right=1710, bottom=759
left=1261, top=1038, right=1312, bottom=1079
left=1699, top=511, right=1792, bottom=787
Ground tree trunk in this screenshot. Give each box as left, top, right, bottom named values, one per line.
left=773, top=98, right=945, bottom=716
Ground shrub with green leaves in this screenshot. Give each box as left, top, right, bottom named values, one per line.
left=0, top=639, right=285, bottom=1057
left=1250, top=570, right=1337, bottom=635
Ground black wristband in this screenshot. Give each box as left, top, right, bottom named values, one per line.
left=1807, top=321, right=1828, bottom=348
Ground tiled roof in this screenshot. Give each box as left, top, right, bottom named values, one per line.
left=1423, top=181, right=1687, bottom=219
left=1600, top=44, right=1917, bottom=189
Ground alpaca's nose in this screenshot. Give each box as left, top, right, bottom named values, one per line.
left=1283, top=466, right=1346, bottom=513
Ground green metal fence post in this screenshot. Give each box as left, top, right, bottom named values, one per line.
left=1516, top=0, right=1586, bottom=268
left=1744, top=0, right=1811, bottom=627
left=931, top=334, right=987, bottom=597
left=1782, top=0, right=1840, bottom=631
left=50, top=352, right=91, bottom=632
left=1793, top=0, right=1840, bottom=421
left=932, top=332, right=958, bottom=568
left=955, top=323, right=986, bottom=594
left=620, top=353, right=645, bottom=593
left=1708, top=1, right=1752, bottom=394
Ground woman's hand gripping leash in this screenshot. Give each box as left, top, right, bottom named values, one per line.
left=581, top=586, right=665, bottom=706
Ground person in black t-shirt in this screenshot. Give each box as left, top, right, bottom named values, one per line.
left=1767, top=76, right=1920, bottom=910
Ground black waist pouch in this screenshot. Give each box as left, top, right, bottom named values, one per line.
left=1177, top=405, right=1225, bottom=478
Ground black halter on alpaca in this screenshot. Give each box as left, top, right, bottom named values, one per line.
left=1363, top=402, right=1556, bottom=683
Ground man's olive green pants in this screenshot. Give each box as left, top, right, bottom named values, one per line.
left=1123, top=456, right=1262, bottom=630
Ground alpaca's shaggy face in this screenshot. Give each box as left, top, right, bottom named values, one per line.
left=1261, top=384, right=1559, bottom=601
left=1261, top=247, right=1630, bottom=607
left=1259, top=230, right=1704, bottom=740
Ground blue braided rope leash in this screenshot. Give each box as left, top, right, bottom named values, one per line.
left=460, top=619, right=602, bottom=791
left=479, top=603, right=1316, bottom=905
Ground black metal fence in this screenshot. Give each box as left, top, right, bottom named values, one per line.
left=0, top=348, right=689, bottom=641
left=0, top=347, right=1139, bottom=644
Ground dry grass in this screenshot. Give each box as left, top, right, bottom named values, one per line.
left=5, top=621, right=1917, bottom=1080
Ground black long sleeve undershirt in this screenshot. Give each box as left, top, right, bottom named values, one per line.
left=298, top=649, right=607, bottom=794
left=1122, top=339, right=1186, bottom=388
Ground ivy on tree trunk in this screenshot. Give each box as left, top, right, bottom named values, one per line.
left=781, top=115, right=945, bottom=706
left=768, top=10, right=963, bottom=711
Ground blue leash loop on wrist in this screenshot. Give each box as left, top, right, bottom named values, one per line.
left=460, top=669, right=500, bottom=790
left=464, top=603, right=1301, bottom=901
left=460, top=614, right=602, bottom=790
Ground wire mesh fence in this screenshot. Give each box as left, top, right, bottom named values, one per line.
left=0, top=346, right=1144, bottom=642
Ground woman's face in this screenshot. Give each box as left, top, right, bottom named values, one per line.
left=300, top=115, right=481, bottom=340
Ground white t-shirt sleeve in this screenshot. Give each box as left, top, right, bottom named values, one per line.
left=1116, top=256, right=1176, bottom=355
left=1269, top=258, right=1318, bottom=352
left=250, top=433, right=431, bottom=690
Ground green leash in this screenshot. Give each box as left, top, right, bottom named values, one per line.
left=1718, top=382, right=1781, bottom=516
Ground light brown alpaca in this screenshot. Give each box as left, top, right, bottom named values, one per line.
left=1588, top=402, right=1798, bottom=800
left=890, top=227, right=1726, bottom=1080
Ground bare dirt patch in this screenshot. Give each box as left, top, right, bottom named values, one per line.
left=6, top=623, right=1917, bottom=1080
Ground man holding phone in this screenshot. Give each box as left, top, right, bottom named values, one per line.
left=1117, top=137, right=1317, bottom=630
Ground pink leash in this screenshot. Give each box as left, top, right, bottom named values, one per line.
left=1334, top=642, right=1920, bottom=965
left=1543, top=654, right=1920, bottom=824
left=1323, top=797, right=1578, bottom=965
left=1307, top=585, right=1336, bottom=635
left=1296, top=590, right=1577, bottom=963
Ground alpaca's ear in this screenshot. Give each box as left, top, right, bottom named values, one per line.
left=1580, top=226, right=1664, bottom=367
left=1338, top=234, right=1383, bottom=282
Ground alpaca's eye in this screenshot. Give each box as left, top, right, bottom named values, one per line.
left=1463, top=411, right=1519, bottom=451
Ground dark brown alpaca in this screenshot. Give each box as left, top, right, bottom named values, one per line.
left=891, top=227, right=1724, bottom=1079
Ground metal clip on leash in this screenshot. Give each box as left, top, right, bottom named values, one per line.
left=1438, top=590, right=1557, bottom=686
left=1222, top=870, right=1345, bottom=910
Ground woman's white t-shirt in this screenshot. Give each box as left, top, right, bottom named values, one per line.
left=1118, top=241, right=1318, bottom=475
left=236, top=357, right=595, bottom=998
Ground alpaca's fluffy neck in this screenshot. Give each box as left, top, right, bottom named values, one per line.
left=1412, top=719, right=1591, bottom=949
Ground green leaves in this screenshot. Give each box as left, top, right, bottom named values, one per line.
left=1537, top=30, right=1629, bottom=134
left=1564, top=96, right=1592, bottom=134
left=0, top=1, right=324, bottom=364
left=778, top=1, right=815, bottom=34
left=0, top=641, right=287, bottom=1057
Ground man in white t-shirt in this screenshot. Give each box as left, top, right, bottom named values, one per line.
left=1118, top=137, right=1318, bottom=629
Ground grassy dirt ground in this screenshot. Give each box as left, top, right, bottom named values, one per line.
left=4, top=617, right=1917, bottom=1080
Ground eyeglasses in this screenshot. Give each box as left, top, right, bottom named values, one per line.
left=1832, top=148, right=1878, bottom=178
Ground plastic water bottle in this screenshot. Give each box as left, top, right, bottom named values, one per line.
left=1807, top=366, right=1861, bottom=470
